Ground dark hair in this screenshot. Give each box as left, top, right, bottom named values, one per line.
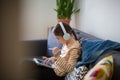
left=53, top=22, right=78, bottom=40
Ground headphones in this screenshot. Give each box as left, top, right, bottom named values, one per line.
left=59, top=22, right=70, bottom=40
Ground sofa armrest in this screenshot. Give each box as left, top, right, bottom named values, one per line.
left=89, top=50, right=120, bottom=80
left=21, top=39, right=47, bottom=57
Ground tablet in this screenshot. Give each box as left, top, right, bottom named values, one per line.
left=33, top=57, right=53, bottom=69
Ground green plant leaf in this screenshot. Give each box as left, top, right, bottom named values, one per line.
left=54, top=0, right=80, bottom=19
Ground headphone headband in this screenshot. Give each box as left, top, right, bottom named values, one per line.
left=59, top=22, right=67, bottom=33
left=59, top=22, right=70, bottom=40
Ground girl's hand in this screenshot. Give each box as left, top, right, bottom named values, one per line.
left=52, top=47, right=60, bottom=57
left=42, top=56, right=56, bottom=64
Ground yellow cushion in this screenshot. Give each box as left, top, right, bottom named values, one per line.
left=84, top=55, right=113, bottom=80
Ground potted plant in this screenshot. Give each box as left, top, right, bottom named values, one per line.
left=54, top=0, right=80, bottom=25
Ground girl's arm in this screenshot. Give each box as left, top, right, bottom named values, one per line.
left=54, top=48, right=80, bottom=76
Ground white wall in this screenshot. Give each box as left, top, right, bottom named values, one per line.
left=19, top=0, right=76, bottom=40
left=19, top=0, right=120, bottom=42
left=20, top=0, right=56, bottom=40
left=78, top=0, right=120, bottom=42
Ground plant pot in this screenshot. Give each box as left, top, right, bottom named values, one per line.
left=57, top=18, right=71, bottom=25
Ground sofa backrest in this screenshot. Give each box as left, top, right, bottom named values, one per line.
left=47, top=27, right=101, bottom=57
left=21, top=39, right=47, bottom=57
left=73, top=28, right=101, bottom=43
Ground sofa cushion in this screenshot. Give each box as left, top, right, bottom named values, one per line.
left=84, top=55, right=113, bottom=80
left=65, top=65, right=88, bottom=80
left=47, top=27, right=62, bottom=57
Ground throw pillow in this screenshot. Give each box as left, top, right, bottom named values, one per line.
left=65, top=65, right=88, bottom=80
left=47, top=26, right=62, bottom=57
left=84, top=55, right=113, bottom=80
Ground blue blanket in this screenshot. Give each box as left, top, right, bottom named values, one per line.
left=76, top=39, right=120, bottom=68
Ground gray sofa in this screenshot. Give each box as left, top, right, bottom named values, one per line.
left=21, top=27, right=120, bottom=80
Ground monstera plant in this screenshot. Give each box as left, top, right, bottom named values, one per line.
left=54, top=0, right=80, bottom=25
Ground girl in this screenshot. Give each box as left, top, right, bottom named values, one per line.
left=23, top=22, right=81, bottom=80
left=43, top=22, right=81, bottom=79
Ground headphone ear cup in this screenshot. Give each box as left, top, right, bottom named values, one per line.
left=63, top=33, right=70, bottom=40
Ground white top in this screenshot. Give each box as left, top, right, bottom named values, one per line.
left=60, top=44, right=69, bottom=57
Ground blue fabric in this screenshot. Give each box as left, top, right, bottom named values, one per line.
left=76, top=39, right=120, bottom=68
left=47, top=27, right=62, bottom=57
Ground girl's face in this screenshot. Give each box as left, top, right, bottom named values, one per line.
left=55, top=35, right=66, bottom=44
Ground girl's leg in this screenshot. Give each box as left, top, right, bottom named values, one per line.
left=21, top=60, right=65, bottom=80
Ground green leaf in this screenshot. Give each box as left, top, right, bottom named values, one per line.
left=54, top=0, right=80, bottom=19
